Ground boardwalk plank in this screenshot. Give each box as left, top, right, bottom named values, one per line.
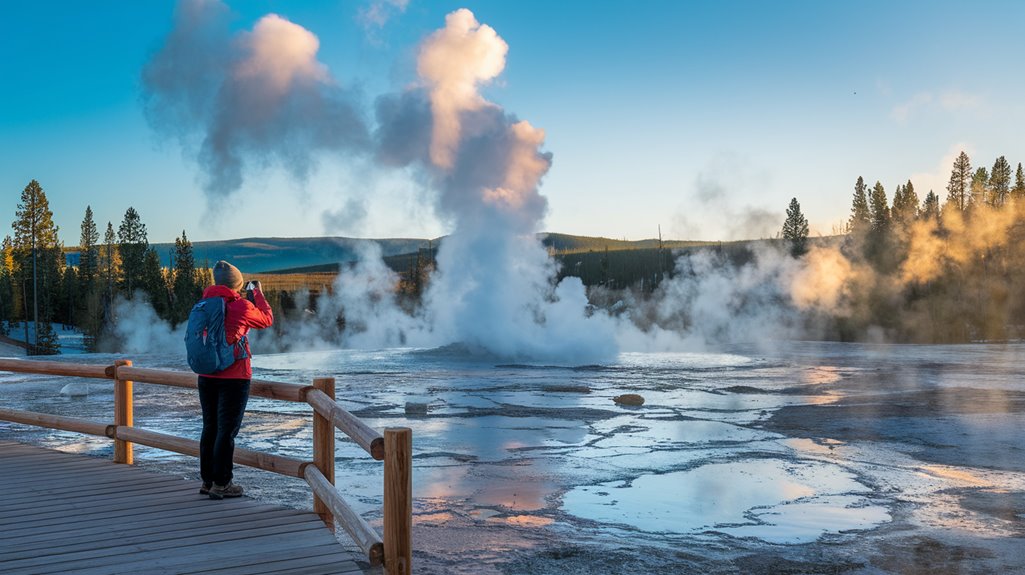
left=0, top=498, right=285, bottom=540
left=1, top=520, right=328, bottom=570
left=1, top=481, right=195, bottom=512
left=0, top=442, right=368, bottom=575
left=0, top=513, right=322, bottom=562
left=2, top=479, right=194, bottom=507
left=217, top=558, right=363, bottom=575
left=2, top=508, right=305, bottom=551
left=29, top=532, right=340, bottom=575
left=0, top=486, right=216, bottom=520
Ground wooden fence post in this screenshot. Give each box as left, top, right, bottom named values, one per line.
left=113, top=359, right=133, bottom=465
left=312, top=377, right=336, bottom=528
left=384, top=427, right=412, bottom=575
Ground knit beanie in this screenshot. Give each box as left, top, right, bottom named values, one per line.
left=213, top=260, right=244, bottom=291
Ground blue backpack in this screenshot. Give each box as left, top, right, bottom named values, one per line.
left=184, top=297, right=248, bottom=374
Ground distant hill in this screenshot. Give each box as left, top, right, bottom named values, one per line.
left=147, top=237, right=435, bottom=274
left=540, top=233, right=713, bottom=253
left=68, top=233, right=749, bottom=276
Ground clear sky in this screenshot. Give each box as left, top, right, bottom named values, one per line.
left=2, top=0, right=1023, bottom=244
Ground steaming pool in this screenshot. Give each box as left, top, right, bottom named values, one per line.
left=3, top=342, right=1025, bottom=574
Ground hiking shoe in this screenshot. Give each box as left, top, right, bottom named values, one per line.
left=208, top=482, right=244, bottom=500
left=199, top=482, right=212, bottom=495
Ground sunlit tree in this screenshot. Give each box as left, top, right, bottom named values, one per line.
left=1012, top=163, right=1025, bottom=201
left=781, top=198, right=809, bottom=257
left=921, top=190, right=940, bottom=222
left=869, top=181, right=890, bottom=231
left=970, top=167, right=989, bottom=208
left=848, top=176, right=871, bottom=233
left=946, top=151, right=972, bottom=212
left=989, top=156, right=1012, bottom=207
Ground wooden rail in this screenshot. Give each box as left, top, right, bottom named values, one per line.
left=0, top=357, right=413, bottom=573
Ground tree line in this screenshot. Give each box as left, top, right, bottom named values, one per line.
left=0, top=180, right=209, bottom=353
left=780, top=152, right=1025, bottom=342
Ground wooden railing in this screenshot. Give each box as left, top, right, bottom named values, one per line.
left=0, top=357, right=412, bottom=575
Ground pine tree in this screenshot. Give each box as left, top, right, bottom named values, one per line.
left=990, top=156, right=1012, bottom=207
left=891, top=184, right=905, bottom=223
left=117, top=207, right=148, bottom=298
left=921, top=190, right=940, bottom=222
left=892, top=180, right=920, bottom=227
left=141, top=247, right=169, bottom=318
left=78, top=206, right=100, bottom=287
left=0, top=236, right=12, bottom=335
left=171, top=230, right=201, bottom=323
left=869, top=181, right=890, bottom=231
left=946, top=151, right=972, bottom=211
left=848, top=176, right=871, bottom=233
left=781, top=197, right=809, bottom=257
left=11, top=180, right=62, bottom=353
left=1013, top=163, right=1025, bottom=201
left=903, top=180, right=920, bottom=216
left=970, top=167, right=989, bottom=208
left=102, top=222, right=119, bottom=299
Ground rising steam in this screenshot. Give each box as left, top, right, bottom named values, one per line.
left=139, top=2, right=1016, bottom=363
left=365, top=8, right=618, bottom=362
left=142, top=0, right=368, bottom=199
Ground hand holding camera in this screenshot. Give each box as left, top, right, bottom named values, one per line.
left=244, top=280, right=261, bottom=303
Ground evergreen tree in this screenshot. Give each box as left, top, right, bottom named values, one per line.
left=971, top=167, right=989, bottom=207
left=848, top=176, right=871, bottom=233
left=171, top=230, right=201, bottom=323
left=1013, top=163, right=1025, bottom=201
left=141, top=247, right=169, bottom=318
left=0, top=236, right=12, bottom=335
left=781, top=197, right=809, bottom=257
left=921, top=190, right=940, bottom=222
left=946, top=151, right=972, bottom=211
left=102, top=222, right=119, bottom=299
left=33, top=319, right=60, bottom=355
left=59, top=265, right=79, bottom=328
left=990, top=156, right=1012, bottom=207
left=78, top=206, right=100, bottom=287
left=903, top=180, right=920, bottom=216
left=117, top=207, right=148, bottom=298
left=11, top=180, right=62, bottom=353
left=869, top=181, right=890, bottom=231
left=891, top=180, right=920, bottom=227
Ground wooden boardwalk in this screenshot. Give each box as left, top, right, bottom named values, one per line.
left=0, top=440, right=371, bottom=575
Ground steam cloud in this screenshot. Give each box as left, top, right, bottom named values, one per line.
left=143, top=0, right=368, bottom=199
left=366, top=8, right=619, bottom=361
left=140, top=3, right=1014, bottom=363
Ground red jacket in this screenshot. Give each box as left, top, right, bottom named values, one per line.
left=199, top=284, right=274, bottom=380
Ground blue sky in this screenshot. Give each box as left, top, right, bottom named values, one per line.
left=2, top=0, right=1023, bottom=244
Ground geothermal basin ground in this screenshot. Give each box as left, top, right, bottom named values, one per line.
left=2, top=342, right=1024, bottom=574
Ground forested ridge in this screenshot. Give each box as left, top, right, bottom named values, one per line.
left=4, top=150, right=1024, bottom=352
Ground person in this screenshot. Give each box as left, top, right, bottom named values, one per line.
left=196, top=260, right=273, bottom=500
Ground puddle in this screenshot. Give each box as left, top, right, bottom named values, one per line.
left=562, top=458, right=889, bottom=543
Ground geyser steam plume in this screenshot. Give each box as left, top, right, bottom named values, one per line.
left=142, top=0, right=368, bottom=200
left=142, top=3, right=619, bottom=363
left=369, top=9, right=619, bottom=361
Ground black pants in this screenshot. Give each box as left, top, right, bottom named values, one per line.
left=198, top=376, right=250, bottom=486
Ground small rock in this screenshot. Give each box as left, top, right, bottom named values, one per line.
left=613, top=393, right=644, bottom=406
left=404, top=402, right=429, bottom=416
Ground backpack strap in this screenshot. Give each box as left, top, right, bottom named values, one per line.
left=235, top=334, right=250, bottom=361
